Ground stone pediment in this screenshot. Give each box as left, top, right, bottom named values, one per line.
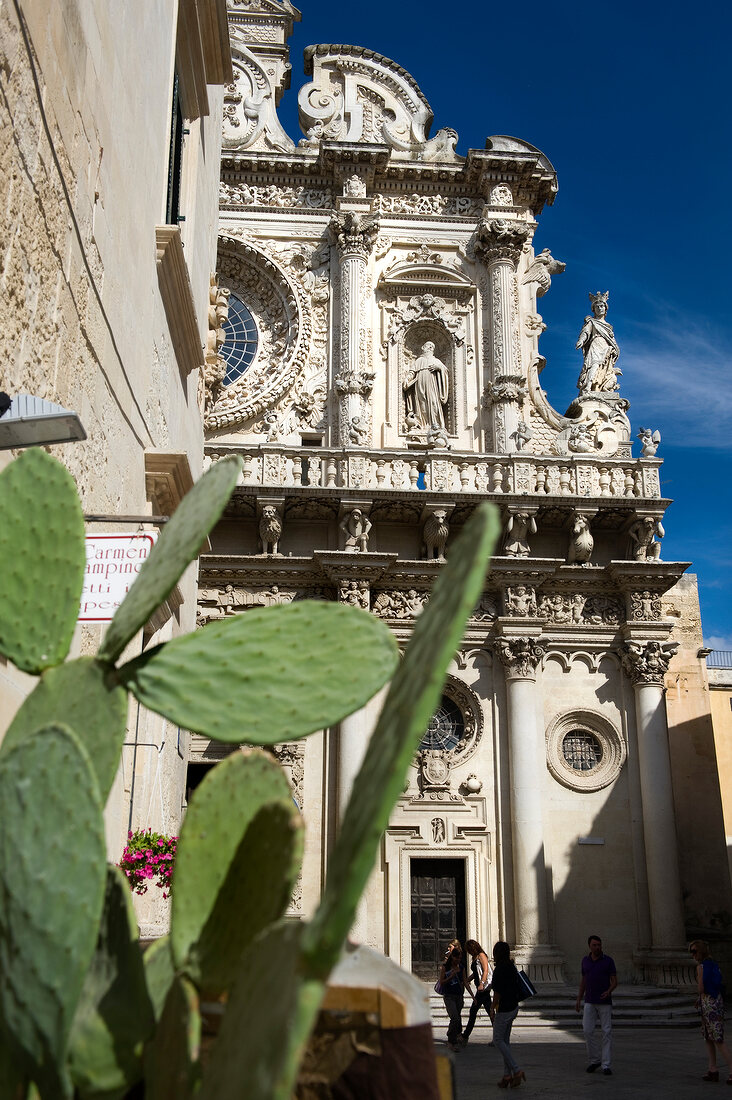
left=298, top=43, right=460, bottom=162
left=379, top=257, right=474, bottom=298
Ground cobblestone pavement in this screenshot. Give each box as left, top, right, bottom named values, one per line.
left=438, top=1025, right=719, bottom=1098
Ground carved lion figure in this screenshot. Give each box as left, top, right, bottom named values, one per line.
left=259, top=505, right=282, bottom=556
left=423, top=509, right=449, bottom=561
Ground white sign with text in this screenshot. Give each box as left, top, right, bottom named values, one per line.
left=80, top=532, right=158, bottom=622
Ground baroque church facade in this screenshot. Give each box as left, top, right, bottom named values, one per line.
left=196, top=3, right=729, bottom=984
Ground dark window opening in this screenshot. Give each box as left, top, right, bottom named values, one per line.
left=166, top=73, right=184, bottom=225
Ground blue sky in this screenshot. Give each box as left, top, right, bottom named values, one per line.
left=274, top=1, right=732, bottom=649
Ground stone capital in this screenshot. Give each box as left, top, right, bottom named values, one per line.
left=482, top=374, right=527, bottom=406
left=495, top=636, right=546, bottom=680
left=329, top=209, right=379, bottom=260
left=475, top=219, right=531, bottom=266
left=620, top=640, right=679, bottom=685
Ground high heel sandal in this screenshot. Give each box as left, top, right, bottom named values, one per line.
left=497, top=1076, right=512, bottom=1088
left=702, top=1070, right=719, bottom=1081
left=509, top=1070, right=526, bottom=1088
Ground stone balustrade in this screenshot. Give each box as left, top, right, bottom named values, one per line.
left=203, top=444, right=662, bottom=500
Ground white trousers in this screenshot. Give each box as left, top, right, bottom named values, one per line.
left=583, top=1002, right=612, bottom=1069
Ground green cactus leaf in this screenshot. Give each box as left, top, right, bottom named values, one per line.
left=0, top=724, right=107, bottom=1098
left=304, top=503, right=500, bottom=973
left=119, top=601, right=398, bottom=744
left=199, top=920, right=324, bottom=1100
left=98, top=455, right=242, bottom=664
left=67, top=865, right=154, bottom=1099
left=144, top=975, right=201, bottom=1100
left=2, top=659, right=127, bottom=801
left=0, top=448, right=85, bottom=673
left=171, top=751, right=303, bottom=994
left=142, top=935, right=175, bottom=1025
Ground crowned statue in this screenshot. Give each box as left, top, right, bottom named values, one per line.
left=576, top=291, right=621, bottom=394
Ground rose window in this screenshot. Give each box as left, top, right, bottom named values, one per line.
left=419, top=695, right=465, bottom=753
left=222, top=294, right=258, bottom=385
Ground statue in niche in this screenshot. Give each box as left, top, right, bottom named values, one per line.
left=403, top=341, right=449, bottom=433
left=258, top=506, right=283, bottom=556
left=339, top=508, right=372, bottom=553
left=576, top=292, right=621, bottom=394
left=431, top=817, right=446, bottom=844
left=503, top=511, right=536, bottom=557
left=423, top=509, right=449, bottom=560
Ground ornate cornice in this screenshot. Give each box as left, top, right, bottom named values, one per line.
left=620, top=640, right=678, bottom=685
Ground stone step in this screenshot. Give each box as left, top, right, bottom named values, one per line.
left=427, top=984, right=700, bottom=1030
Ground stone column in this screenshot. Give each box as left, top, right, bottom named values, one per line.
left=495, top=636, right=551, bottom=951
left=621, top=641, right=685, bottom=948
left=330, top=204, right=379, bottom=445
left=476, top=219, right=531, bottom=452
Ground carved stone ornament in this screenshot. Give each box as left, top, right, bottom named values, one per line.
left=582, top=596, right=623, bottom=626
left=202, top=275, right=229, bottom=410
left=375, top=193, right=481, bottom=217
left=482, top=375, right=527, bottom=406
left=206, top=238, right=309, bottom=432
left=423, top=509, right=449, bottom=560
left=339, top=509, right=372, bottom=553
left=258, top=505, right=283, bottom=555
left=620, top=640, right=679, bottom=685
left=475, top=219, right=532, bottom=266
left=546, top=710, right=627, bottom=794
left=505, top=586, right=537, bottom=617
left=628, top=516, right=664, bottom=561
left=576, top=291, right=621, bottom=395
left=338, top=578, right=370, bottom=609
left=630, top=590, right=662, bottom=621
left=223, top=40, right=295, bottom=153
left=637, top=427, right=661, bottom=457
left=537, top=593, right=585, bottom=624
left=503, top=511, right=537, bottom=557
left=418, top=750, right=452, bottom=796
left=372, top=588, right=428, bottom=619
left=386, top=293, right=464, bottom=347
left=329, top=209, right=379, bottom=260
left=298, top=44, right=460, bottom=162
left=219, top=181, right=332, bottom=209
left=522, top=248, right=566, bottom=298
left=489, top=184, right=514, bottom=207
left=495, top=637, right=546, bottom=679
left=431, top=817, right=446, bottom=844
left=343, top=174, right=367, bottom=198
left=568, top=512, right=594, bottom=565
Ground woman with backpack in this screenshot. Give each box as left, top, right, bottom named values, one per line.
left=691, top=939, right=732, bottom=1082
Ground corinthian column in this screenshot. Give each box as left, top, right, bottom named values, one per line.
left=330, top=206, right=379, bottom=445
left=476, top=219, right=531, bottom=452
left=621, top=641, right=685, bottom=949
left=495, top=636, right=554, bottom=956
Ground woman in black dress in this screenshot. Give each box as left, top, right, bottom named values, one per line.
left=460, top=940, right=492, bottom=1045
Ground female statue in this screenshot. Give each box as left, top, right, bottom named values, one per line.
left=576, top=292, right=620, bottom=393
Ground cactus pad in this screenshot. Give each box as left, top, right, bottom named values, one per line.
left=119, top=601, right=398, bottom=743
left=0, top=448, right=85, bottom=673
left=0, top=724, right=107, bottom=1097
left=2, top=659, right=127, bottom=801
left=67, top=866, right=154, bottom=1098
left=99, top=455, right=242, bottom=664
left=144, top=976, right=201, bottom=1100
left=171, top=751, right=303, bottom=993
left=142, top=935, right=175, bottom=1025
left=199, top=920, right=324, bottom=1100
left=304, top=503, right=500, bottom=971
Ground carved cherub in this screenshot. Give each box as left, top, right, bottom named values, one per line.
left=505, top=585, right=537, bottom=616
left=637, top=427, right=661, bottom=457
left=348, top=416, right=369, bottom=446
left=511, top=420, right=533, bottom=452
left=628, top=516, right=664, bottom=561
left=423, top=509, right=449, bottom=560
left=339, top=508, right=372, bottom=553
left=258, top=505, right=283, bottom=555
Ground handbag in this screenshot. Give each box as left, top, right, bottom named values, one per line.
left=515, top=968, right=537, bottom=1001
left=434, top=979, right=444, bottom=994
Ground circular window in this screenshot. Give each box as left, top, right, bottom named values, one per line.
left=221, top=294, right=258, bottom=385
left=420, top=695, right=465, bottom=752
left=562, top=731, right=602, bottom=772
left=546, top=711, right=625, bottom=792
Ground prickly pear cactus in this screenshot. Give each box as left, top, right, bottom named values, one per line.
left=98, top=455, right=242, bottom=664
left=0, top=724, right=107, bottom=1099
left=171, top=751, right=303, bottom=994
left=119, top=602, right=399, bottom=743
left=144, top=976, right=201, bottom=1100
left=142, top=935, right=175, bottom=1026
left=67, top=866, right=154, bottom=1098
left=0, top=448, right=85, bottom=673
left=201, top=503, right=500, bottom=1100
left=1, top=658, right=127, bottom=800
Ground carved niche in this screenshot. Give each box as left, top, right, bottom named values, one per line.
left=378, top=253, right=475, bottom=446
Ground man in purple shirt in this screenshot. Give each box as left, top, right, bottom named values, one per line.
left=575, top=935, right=618, bottom=1075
